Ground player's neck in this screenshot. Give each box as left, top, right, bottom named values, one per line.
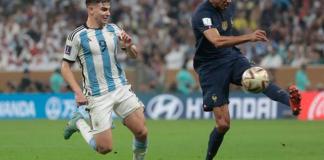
left=86, top=18, right=104, bottom=29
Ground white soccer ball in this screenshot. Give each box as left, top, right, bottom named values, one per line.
left=241, top=67, right=270, bottom=93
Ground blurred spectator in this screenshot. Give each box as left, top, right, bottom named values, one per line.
left=260, top=45, right=283, bottom=68
left=49, top=68, right=64, bottom=93
left=135, top=55, right=159, bottom=92
left=308, top=49, right=324, bottom=65
left=16, top=69, right=32, bottom=92
left=34, top=80, right=49, bottom=93
left=0, top=0, right=322, bottom=73
left=295, top=64, right=311, bottom=91
left=6, top=81, right=17, bottom=93
left=0, top=0, right=323, bottom=93
left=176, top=63, right=196, bottom=95
left=165, top=40, right=186, bottom=70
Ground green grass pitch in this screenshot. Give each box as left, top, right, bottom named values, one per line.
left=0, top=120, right=323, bottom=160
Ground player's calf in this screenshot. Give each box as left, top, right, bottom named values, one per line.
left=134, top=127, right=148, bottom=140
left=217, top=123, right=230, bottom=133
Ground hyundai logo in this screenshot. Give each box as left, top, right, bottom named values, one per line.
left=45, top=97, right=62, bottom=120
left=146, top=94, right=184, bottom=120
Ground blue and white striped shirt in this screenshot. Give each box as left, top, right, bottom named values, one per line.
left=63, top=24, right=127, bottom=96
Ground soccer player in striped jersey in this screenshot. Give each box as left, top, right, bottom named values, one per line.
left=61, top=0, right=148, bottom=159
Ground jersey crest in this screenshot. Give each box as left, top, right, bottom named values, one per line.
left=221, top=21, right=228, bottom=31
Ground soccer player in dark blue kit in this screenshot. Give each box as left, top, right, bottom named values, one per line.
left=191, top=0, right=302, bottom=159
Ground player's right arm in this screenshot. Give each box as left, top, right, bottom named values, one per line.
left=61, top=61, right=87, bottom=106
left=61, top=34, right=88, bottom=106
left=203, top=29, right=268, bottom=48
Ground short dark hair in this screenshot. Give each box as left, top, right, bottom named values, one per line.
left=86, top=0, right=110, bottom=6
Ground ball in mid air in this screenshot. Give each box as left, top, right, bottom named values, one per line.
left=241, top=66, right=270, bottom=93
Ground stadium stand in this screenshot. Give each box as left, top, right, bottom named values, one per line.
left=0, top=0, right=323, bottom=93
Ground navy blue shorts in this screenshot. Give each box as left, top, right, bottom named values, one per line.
left=196, top=57, right=252, bottom=111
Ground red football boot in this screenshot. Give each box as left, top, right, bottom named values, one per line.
left=288, top=85, right=302, bottom=116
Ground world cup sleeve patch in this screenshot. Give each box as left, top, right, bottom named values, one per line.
left=202, top=18, right=212, bottom=26
left=64, top=45, right=72, bottom=55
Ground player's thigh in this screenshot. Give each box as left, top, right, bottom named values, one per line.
left=87, top=93, right=115, bottom=135
left=114, top=95, right=146, bottom=135
left=114, top=90, right=144, bottom=120
left=198, top=64, right=231, bottom=111
left=124, top=108, right=147, bottom=137
left=231, top=57, right=253, bottom=85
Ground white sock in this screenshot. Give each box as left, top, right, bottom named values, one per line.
left=133, top=138, right=147, bottom=160
left=76, top=119, right=96, bottom=150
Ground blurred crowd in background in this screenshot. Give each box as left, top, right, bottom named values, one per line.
left=0, top=0, right=323, bottom=93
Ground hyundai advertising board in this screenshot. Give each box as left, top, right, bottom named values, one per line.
left=1, top=92, right=321, bottom=120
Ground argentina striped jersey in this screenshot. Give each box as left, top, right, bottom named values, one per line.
left=63, top=24, right=127, bottom=96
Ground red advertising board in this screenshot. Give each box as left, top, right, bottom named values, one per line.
left=299, top=92, right=324, bottom=120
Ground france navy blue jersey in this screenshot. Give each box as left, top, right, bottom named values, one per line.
left=191, top=0, right=241, bottom=69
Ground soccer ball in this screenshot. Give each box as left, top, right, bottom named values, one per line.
left=241, top=67, right=270, bottom=93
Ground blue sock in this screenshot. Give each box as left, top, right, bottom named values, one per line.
left=133, top=138, right=147, bottom=152
left=206, top=127, right=225, bottom=160
left=262, top=83, right=289, bottom=106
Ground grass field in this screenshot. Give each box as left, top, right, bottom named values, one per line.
left=0, top=119, right=323, bottom=160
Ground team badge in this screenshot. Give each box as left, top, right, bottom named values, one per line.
left=222, top=21, right=228, bottom=31
left=212, top=95, right=218, bottom=103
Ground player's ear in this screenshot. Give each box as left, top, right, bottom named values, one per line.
left=87, top=4, right=95, bottom=15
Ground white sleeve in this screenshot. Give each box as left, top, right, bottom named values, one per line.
left=62, top=34, right=80, bottom=62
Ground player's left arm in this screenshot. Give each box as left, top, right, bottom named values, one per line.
left=203, top=28, right=268, bottom=48
left=119, top=31, right=138, bottom=59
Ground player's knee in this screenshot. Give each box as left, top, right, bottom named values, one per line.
left=134, top=127, right=148, bottom=139
left=218, top=123, right=230, bottom=133
left=96, top=145, right=113, bottom=155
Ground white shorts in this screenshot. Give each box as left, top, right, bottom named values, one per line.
left=86, top=85, right=144, bottom=134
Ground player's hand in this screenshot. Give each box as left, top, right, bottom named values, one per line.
left=75, top=92, right=88, bottom=106
left=249, top=30, right=269, bottom=42
left=119, top=31, right=133, bottom=48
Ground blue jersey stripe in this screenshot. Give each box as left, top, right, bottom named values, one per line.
left=79, top=31, right=100, bottom=96
left=107, top=25, right=127, bottom=85
left=95, top=29, right=116, bottom=91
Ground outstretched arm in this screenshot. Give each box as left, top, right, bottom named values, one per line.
left=203, top=28, right=269, bottom=48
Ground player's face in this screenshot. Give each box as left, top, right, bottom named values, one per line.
left=210, top=0, right=231, bottom=10
left=89, top=2, right=111, bottom=26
